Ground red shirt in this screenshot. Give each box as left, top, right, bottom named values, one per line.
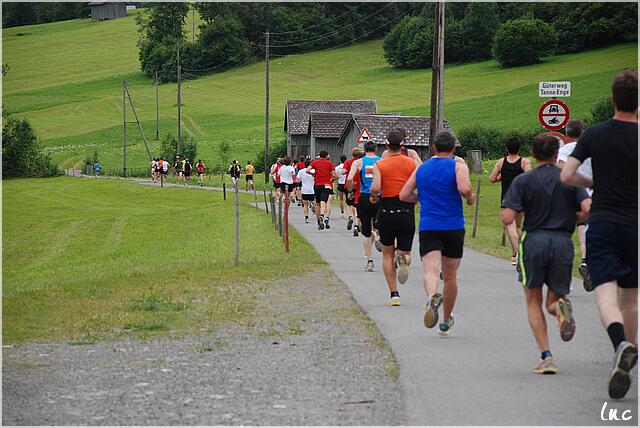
left=295, top=161, right=305, bottom=171
left=309, top=158, right=335, bottom=187
left=274, top=164, right=282, bottom=184
left=343, top=157, right=361, bottom=204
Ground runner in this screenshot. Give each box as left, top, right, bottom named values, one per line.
left=154, top=158, right=162, bottom=183
left=561, top=69, right=638, bottom=398
left=296, top=159, right=315, bottom=223
left=381, top=127, right=423, bottom=166
left=399, top=130, right=474, bottom=329
left=308, top=150, right=338, bottom=230
left=557, top=119, right=592, bottom=291
left=489, top=136, right=532, bottom=265
left=278, top=156, right=296, bottom=198
left=94, top=160, right=101, bottom=177
left=161, top=157, right=169, bottom=181
left=183, top=159, right=192, bottom=186
left=195, top=159, right=206, bottom=187
left=245, top=161, right=255, bottom=192
left=174, top=155, right=183, bottom=184
left=343, top=147, right=362, bottom=236
left=229, top=160, right=241, bottom=189
left=502, top=133, right=589, bottom=373
left=270, top=158, right=283, bottom=199
left=370, top=129, right=417, bottom=306
left=335, top=154, right=348, bottom=218
left=347, top=142, right=380, bottom=272
left=295, top=156, right=306, bottom=206
left=151, top=158, right=158, bottom=183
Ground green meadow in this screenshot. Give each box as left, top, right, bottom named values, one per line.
left=2, top=177, right=321, bottom=343
left=2, top=11, right=636, bottom=173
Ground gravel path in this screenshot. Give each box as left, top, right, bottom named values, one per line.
left=3, top=268, right=404, bottom=425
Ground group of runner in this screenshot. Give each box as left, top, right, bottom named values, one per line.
left=229, top=160, right=256, bottom=191
left=151, top=157, right=207, bottom=187
left=285, top=69, right=637, bottom=400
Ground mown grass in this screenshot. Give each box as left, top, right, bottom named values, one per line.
left=2, top=12, right=636, bottom=172
left=2, top=177, right=322, bottom=343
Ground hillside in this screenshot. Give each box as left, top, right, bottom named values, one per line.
left=3, top=13, right=637, bottom=172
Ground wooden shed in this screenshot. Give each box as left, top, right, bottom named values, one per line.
left=308, top=112, right=353, bottom=161
left=338, top=114, right=454, bottom=160
left=89, top=2, right=126, bottom=21
left=284, top=100, right=377, bottom=159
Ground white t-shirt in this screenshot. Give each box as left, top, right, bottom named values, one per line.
left=297, top=168, right=315, bottom=194
left=558, top=142, right=593, bottom=196
left=336, top=163, right=347, bottom=185
left=278, top=165, right=296, bottom=184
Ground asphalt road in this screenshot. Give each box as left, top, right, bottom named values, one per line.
left=285, top=202, right=637, bottom=426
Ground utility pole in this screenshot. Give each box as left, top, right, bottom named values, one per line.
left=192, top=4, right=195, bottom=45
left=124, top=81, right=152, bottom=161
left=177, top=40, right=182, bottom=156
left=155, top=70, right=159, bottom=140
left=264, top=29, right=270, bottom=183
left=123, top=81, right=127, bottom=178
left=428, top=1, right=445, bottom=157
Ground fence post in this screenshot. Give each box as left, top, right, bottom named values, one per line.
left=284, top=188, right=290, bottom=252
left=270, top=192, right=276, bottom=226
left=263, top=188, right=269, bottom=214
left=223, top=182, right=227, bottom=201
left=234, top=182, right=240, bottom=266
left=253, top=186, right=259, bottom=209
left=501, top=225, right=506, bottom=246
left=278, top=195, right=283, bottom=237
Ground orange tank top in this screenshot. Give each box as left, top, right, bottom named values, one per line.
left=376, top=154, right=417, bottom=198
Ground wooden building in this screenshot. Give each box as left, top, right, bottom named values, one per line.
left=89, top=2, right=126, bottom=21
left=284, top=100, right=377, bottom=159
left=338, top=114, right=454, bottom=160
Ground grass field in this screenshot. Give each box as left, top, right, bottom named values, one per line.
left=2, top=177, right=322, bottom=343
left=2, top=11, right=637, bottom=172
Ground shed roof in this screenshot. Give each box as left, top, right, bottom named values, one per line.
left=342, top=114, right=453, bottom=147
left=309, top=112, right=353, bottom=138
left=285, top=100, right=377, bottom=135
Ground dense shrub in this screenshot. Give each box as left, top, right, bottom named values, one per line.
left=159, top=132, right=198, bottom=165
left=585, top=97, right=615, bottom=126
left=252, top=139, right=287, bottom=174
left=456, top=125, right=542, bottom=159
left=2, top=117, right=61, bottom=178
left=191, top=16, right=252, bottom=72
left=492, top=19, right=557, bottom=67
left=2, top=2, right=89, bottom=28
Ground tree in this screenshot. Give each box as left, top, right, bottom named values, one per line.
left=587, top=97, right=615, bottom=126
left=194, top=15, right=252, bottom=71
left=217, top=141, right=230, bottom=178
left=461, top=2, right=498, bottom=61
left=2, top=117, right=59, bottom=178
left=493, top=19, right=557, bottom=67
left=160, top=132, right=197, bottom=165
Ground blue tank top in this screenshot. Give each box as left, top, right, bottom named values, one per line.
left=360, top=155, right=380, bottom=194
left=416, top=157, right=464, bottom=231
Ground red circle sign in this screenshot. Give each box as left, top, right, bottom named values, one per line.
left=547, top=131, right=567, bottom=145
left=538, top=99, right=570, bottom=130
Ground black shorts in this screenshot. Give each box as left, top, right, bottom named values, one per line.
left=356, top=194, right=379, bottom=238
left=302, top=193, right=315, bottom=201
left=273, top=180, right=279, bottom=189
left=519, top=230, right=572, bottom=296
left=280, top=183, right=295, bottom=193
left=337, top=183, right=346, bottom=193
left=345, top=191, right=357, bottom=206
left=420, top=230, right=465, bottom=259
left=587, top=222, right=637, bottom=289
left=295, top=182, right=302, bottom=188
left=246, top=175, right=253, bottom=181
left=314, top=185, right=332, bottom=203
left=184, top=172, right=191, bottom=177
left=377, top=206, right=415, bottom=251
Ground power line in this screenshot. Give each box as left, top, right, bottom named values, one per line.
left=268, top=2, right=369, bottom=35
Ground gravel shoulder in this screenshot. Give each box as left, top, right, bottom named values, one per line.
left=3, top=268, right=404, bottom=425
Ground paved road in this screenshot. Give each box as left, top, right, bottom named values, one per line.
left=285, top=203, right=637, bottom=426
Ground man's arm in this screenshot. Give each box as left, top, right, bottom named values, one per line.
left=399, top=169, right=418, bottom=204
left=408, top=149, right=423, bottom=166
left=576, top=197, right=591, bottom=224
left=560, top=157, right=593, bottom=188
left=369, top=164, right=382, bottom=200
left=489, top=159, right=503, bottom=183
left=455, top=162, right=475, bottom=205
left=346, top=159, right=361, bottom=191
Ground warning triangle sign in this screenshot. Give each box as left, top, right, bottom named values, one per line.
left=356, top=127, right=372, bottom=143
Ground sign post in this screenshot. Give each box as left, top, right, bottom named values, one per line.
left=356, top=127, right=372, bottom=149
left=538, top=99, right=570, bottom=131
left=538, top=81, right=571, bottom=98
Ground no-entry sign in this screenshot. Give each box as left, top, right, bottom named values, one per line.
left=538, top=99, right=570, bottom=131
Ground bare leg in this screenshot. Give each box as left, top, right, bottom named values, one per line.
left=382, top=245, right=398, bottom=293
left=595, top=282, right=625, bottom=328
left=422, top=251, right=441, bottom=298
left=339, top=192, right=345, bottom=214
left=618, top=287, right=638, bottom=345
left=577, top=225, right=586, bottom=259
left=506, top=220, right=519, bottom=256
left=441, top=256, right=461, bottom=320
left=524, top=287, right=549, bottom=352
left=303, top=200, right=309, bottom=218
left=325, top=195, right=333, bottom=219
left=363, top=233, right=373, bottom=260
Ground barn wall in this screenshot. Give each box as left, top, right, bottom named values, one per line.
left=313, top=137, right=342, bottom=164
left=289, top=134, right=309, bottom=160
left=340, top=123, right=362, bottom=152
left=91, top=3, right=126, bottom=20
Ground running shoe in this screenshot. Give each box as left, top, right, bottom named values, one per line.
left=318, top=221, right=324, bottom=231
left=579, top=262, right=593, bottom=292
left=388, top=296, right=400, bottom=306
left=305, top=216, right=309, bottom=224
left=310, top=203, right=316, bottom=214
left=511, top=254, right=517, bottom=266
left=557, top=297, right=576, bottom=342
left=438, top=316, right=455, bottom=337
left=374, top=237, right=382, bottom=253
left=423, top=293, right=443, bottom=328
left=532, top=357, right=557, bottom=375
left=353, top=226, right=359, bottom=237
left=396, top=255, right=409, bottom=284
left=347, top=217, right=353, bottom=230
left=324, top=218, right=331, bottom=229
left=608, top=341, right=638, bottom=399
left=365, top=260, right=374, bottom=272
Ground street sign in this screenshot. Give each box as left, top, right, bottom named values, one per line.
left=356, top=127, right=372, bottom=143
left=539, top=81, right=571, bottom=97
left=538, top=99, right=570, bottom=131
left=547, top=131, right=567, bottom=146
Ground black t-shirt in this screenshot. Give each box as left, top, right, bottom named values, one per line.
left=570, top=119, right=638, bottom=225
left=502, top=164, right=589, bottom=234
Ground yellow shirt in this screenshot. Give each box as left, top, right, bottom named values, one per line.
left=245, top=165, right=255, bottom=175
